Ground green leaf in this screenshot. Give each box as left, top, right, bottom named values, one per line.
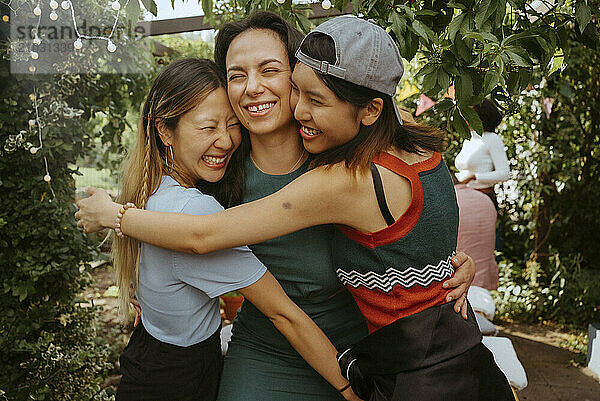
left=434, top=98, right=455, bottom=113
left=397, top=5, right=415, bottom=20
left=494, top=0, right=506, bottom=26
left=459, top=105, right=484, bottom=134
left=455, top=72, right=473, bottom=103
left=415, top=63, right=437, bottom=79
left=448, top=1, right=468, bottom=10
left=454, top=35, right=473, bottom=61
left=448, top=13, right=466, bottom=41
left=437, top=70, right=451, bottom=91
left=452, top=107, right=471, bottom=137
left=548, top=55, right=564, bottom=76
left=411, top=20, right=433, bottom=43
left=575, top=1, right=592, bottom=34
left=505, top=47, right=533, bottom=67
left=483, top=70, right=500, bottom=94
left=125, top=0, right=141, bottom=27
left=558, top=80, right=573, bottom=99
left=505, top=71, right=518, bottom=93
left=463, top=31, right=499, bottom=44
left=422, top=69, right=439, bottom=93
left=390, top=11, right=407, bottom=50
left=140, top=0, right=157, bottom=15
left=501, top=31, right=539, bottom=47
left=202, top=0, right=213, bottom=17
left=475, top=0, right=491, bottom=29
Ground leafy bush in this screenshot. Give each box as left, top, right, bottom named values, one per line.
left=0, top=2, right=154, bottom=398
left=494, top=255, right=600, bottom=328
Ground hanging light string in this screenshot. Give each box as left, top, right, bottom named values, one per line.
left=30, top=87, right=55, bottom=198
left=66, top=0, right=130, bottom=51
left=25, top=1, right=129, bottom=196
left=25, top=2, right=56, bottom=198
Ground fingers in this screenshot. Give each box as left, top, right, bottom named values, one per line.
left=446, top=282, right=467, bottom=302
left=86, top=186, right=96, bottom=196
left=133, top=303, right=141, bottom=328
left=451, top=251, right=468, bottom=267
left=443, top=265, right=466, bottom=288
left=458, top=294, right=468, bottom=319
left=451, top=293, right=468, bottom=319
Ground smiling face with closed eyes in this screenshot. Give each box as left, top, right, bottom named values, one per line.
left=157, top=87, right=242, bottom=187
left=225, top=29, right=297, bottom=137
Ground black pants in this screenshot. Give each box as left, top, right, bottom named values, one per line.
left=370, top=342, right=515, bottom=401
left=339, top=301, right=514, bottom=401
left=116, top=323, right=222, bottom=401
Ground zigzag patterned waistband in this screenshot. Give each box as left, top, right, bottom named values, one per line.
left=336, top=254, right=455, bottom=293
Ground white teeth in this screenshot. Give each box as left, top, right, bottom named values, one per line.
left=248, top=102, right=274, bottom=112
left=302, top=126, right=320, bottom=136
left=202, top=156, right=226, bottom=165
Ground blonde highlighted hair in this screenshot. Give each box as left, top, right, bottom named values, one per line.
left=112, top=58, right=228, bottom=322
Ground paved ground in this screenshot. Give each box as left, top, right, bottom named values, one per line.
left=498, top=324, right=600, bottom=401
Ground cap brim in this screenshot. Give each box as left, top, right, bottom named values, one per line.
left=393, top=102, right=404, bottom=126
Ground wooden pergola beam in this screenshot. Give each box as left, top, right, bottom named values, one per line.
left=136, top=2, right=352, bottom=37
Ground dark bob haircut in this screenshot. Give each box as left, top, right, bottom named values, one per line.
left=473, top=99, right=503, bottom=132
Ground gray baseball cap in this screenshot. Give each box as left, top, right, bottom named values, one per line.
left=296, top=15, right=404, bottom=125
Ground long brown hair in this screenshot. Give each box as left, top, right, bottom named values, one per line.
left=298, top=33, right=446, bottom=172
left=113, top=58, right=235, bottom=322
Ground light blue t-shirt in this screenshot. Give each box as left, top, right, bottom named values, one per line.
left=138, top=175, right=266, bottom=347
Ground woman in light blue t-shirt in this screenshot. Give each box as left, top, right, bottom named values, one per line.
left=100, top=58, right=362, bottom=401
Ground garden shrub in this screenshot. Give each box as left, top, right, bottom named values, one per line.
left=0, top=3, right=154, bottom=397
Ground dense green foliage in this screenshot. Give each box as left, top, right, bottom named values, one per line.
left=492, top=25, right=600, bottom=327
left=0, top=2, right=154, bottom=398
left=399, top=16, right=600, bottom=328
left=204, top=0, right=599, bottom=139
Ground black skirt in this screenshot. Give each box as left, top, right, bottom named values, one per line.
left=339, top=301, right=514, bottom=401
left=116, top=323, right=222, bottom=401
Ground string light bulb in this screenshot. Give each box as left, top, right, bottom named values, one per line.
left=28, top=119, right=37, bottom=127
left=107, top=40, right=116, bottom=52
left=49, top=0, right=58, bottom=10
left=74, top=38, right=83, bottom=49
left=30, top=51, right=39, bottom=60
left=61, top=0, right=70, bottom=9
left=30, top=147, right=38, bottom=154
left=33, top=5, right=42, bottom=16
left=29, top=65, right=36, bottom=72
left=111, top=1, right=120, bottom=10
left=44, top=174, right=51, bottom=182
left=276, top=0, right=285, bottom=3
left=49, top=10, right=58, bottom=20
left=321, top=0, right=331, bottom=9
left=33, top=37, right=41, bottom=45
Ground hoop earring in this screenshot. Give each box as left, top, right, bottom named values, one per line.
left=164, top=145, right=174, bottom=174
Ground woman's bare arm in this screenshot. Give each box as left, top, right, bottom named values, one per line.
left=239, top=272, right=361, bottom=401
left=76, top=166, right=355, bottom=254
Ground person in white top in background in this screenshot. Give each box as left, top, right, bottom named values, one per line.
left=455, top=99, right=509, bottom=208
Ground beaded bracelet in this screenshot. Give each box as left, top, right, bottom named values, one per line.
left=114, top=202, right=136, bottom=238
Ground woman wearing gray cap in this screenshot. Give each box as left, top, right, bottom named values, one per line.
left=75, top=13, right=483, bottom=401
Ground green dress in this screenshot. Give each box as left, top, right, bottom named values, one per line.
left=217, top=157, right=368, bottom=401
